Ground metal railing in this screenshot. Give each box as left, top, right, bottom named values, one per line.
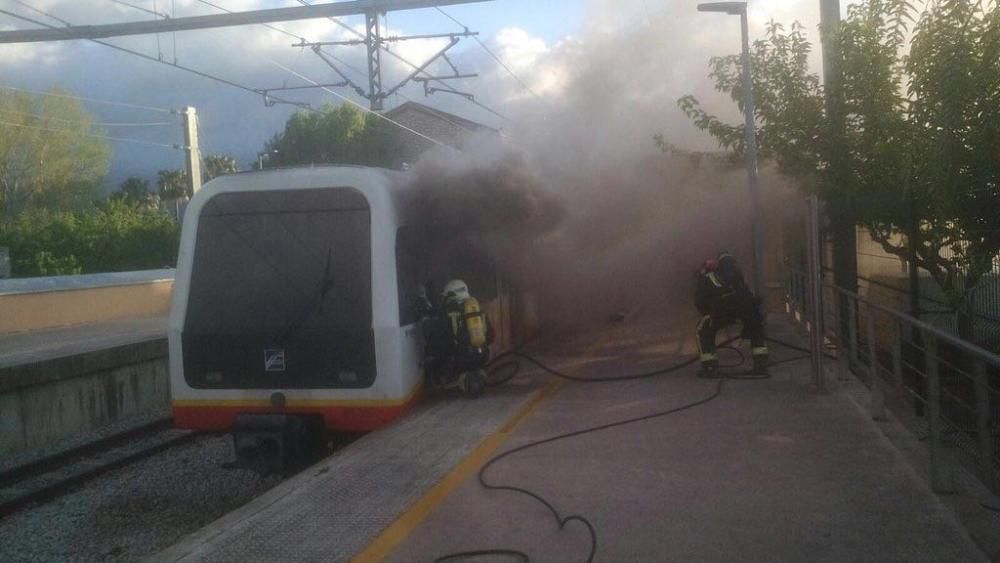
left=786, top=270, right=1000, bottom=495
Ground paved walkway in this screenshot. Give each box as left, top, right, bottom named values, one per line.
left=156, top=318, right=989, bottom=562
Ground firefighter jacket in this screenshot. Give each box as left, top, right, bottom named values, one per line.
left=694, top=268, right=754, bottom=318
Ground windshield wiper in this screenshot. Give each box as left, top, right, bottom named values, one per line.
left=274, top=248, right=334, bottom=345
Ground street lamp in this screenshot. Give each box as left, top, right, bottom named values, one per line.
left=697, top=1, right=764, bottom=298
left=257, top=149, right=278, bottom=170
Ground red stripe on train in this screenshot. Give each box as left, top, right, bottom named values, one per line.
left=173, top=400, right=419, bottom=433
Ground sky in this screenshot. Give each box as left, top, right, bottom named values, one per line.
left=0, top=0, right=825, bottom=189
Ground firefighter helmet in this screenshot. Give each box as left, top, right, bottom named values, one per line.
left=442, top=279, right=470, bottom=305
left=716, top=252, right=741, bottom=285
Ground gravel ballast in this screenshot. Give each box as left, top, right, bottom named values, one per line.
left=0, top=434, right=282, bottom=562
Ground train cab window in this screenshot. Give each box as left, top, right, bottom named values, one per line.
left=182, top=187, right=375, bottom=390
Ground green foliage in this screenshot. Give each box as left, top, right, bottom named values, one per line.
left=264, top=103, right=390, bottom=168
left=678, top=0, right=1000, bottom=315
left=117, top=177, right=150, bottom=202
left=203, top=154, right=237, bottom=181
left=0, top=199, right=180, bottom=277
left=0, top=87, right=110, bottom=221
left=157, top=168, right=189, bottom=199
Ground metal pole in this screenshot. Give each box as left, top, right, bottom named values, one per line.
left=819, top=0, right=859, bottom=343
left=182, top=106, right=202, bottom=195
left=867, top=304, right=885, bottom=420
left=739, top=9, right=764, bottom=298
left=806, top=196, right=825, bottom=391
left=974, top=360, right=996, bottom=490
left=924, top=331, right=956, bottom=493
left=365, top=10, right=384, bottom=111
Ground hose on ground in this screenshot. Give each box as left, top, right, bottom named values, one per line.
left=437, top=336, right=817, bottom=562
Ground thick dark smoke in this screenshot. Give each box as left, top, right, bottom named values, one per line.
left=404, top=3, right=801, bottom=332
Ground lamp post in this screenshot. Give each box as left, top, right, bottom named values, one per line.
left=697, top=2, right=764, bottom=297
left=257, top=149, right=278, bottom=170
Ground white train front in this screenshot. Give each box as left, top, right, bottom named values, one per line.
left=168, top=166, right=516, bottom=470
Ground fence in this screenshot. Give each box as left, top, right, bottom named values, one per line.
left=821, top=234, right=1000, bottom=349
left=786, top=270, right=1000, bottom=495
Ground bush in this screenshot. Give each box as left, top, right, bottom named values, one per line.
left=0, top=200, right=180, bottom=277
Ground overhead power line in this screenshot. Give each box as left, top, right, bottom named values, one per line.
left=107, top=0, right=171, bottom=20
left=134, top=1, right=461, bottom=154
left=0, top=119, right=184, bottom=150
left=0, top=6, right=311, bottom=110
left=0, top=0, right=492, bottom=43
left=294, top=0, right=506, bottom=119
left=0, top=109, right=172, bottom=127
left=191, top=0, right=372, bottom=99
left=272, top=61, right=458, bottom=153
left=0, top=85, right=174, bottom=114
left=436, top=6, right=546, bottom=105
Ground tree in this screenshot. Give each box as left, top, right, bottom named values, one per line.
left=203, top=154, right=237, bottom=181
left=0, top=87, right=111, bottom=221
left=0, top=200, right=180, bottom=277
left=677, top=0, right=1000, bottom=338
left=157, top=169, right=189, bottom=200
left=118, top=177, right=149, bottom=202
left=264, top=103, right=388, bottom=168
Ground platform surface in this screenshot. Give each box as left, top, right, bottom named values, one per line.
left=0, top=316, right=166, bottom=369
left=156, top=318, right=991, bottom=562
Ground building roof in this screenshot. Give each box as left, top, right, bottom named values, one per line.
left=383, top=101, right=497, bottom=134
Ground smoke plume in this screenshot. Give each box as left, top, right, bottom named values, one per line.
left=405, top=2, right=801, bottom=331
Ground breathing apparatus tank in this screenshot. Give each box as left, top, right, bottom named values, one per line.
left=464, top=297, right=487, bottom=348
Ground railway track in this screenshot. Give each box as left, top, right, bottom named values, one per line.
left=0, top=419, right=201, bottom=518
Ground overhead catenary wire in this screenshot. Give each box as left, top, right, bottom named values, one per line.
left=0, top=85, right=174, bottom=114
left=293, top=0, right=507, bottom=120
left=183, top=0, right=465, bottom=151
left=0, top=6, right=312, bottom=110
left=436, top=6, right=548, bottom=106
left=0, top=119, right=184, bottom=150
left=192, top=0, right=370, bottom=81
left=107, top=0, right=170, bottom=20
left=271, top=61, right=460, bottom=153
left=0, top=109, right=172, bottom=127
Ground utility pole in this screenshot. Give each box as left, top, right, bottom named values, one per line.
left=182, top=107, right=202, bottom=195
left=819, top=0, right=857, bottom=338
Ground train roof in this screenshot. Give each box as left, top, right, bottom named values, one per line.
left=188, top=165, right=416, bottom=216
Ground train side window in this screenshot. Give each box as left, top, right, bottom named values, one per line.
left=396, top=226, right=428, bottom=326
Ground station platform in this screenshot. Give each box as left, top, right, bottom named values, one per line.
left=154, top=317, right=994, bottom=562
left=0, top=316, right=165, bottom=370
left=0, top=317, right=168, bottom=459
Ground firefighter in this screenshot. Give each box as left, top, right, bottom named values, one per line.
left=694, top=252, right=768, bottom=374
left=423, top=279, right=494, bottom=397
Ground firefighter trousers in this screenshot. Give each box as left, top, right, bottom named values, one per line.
left=697, top=301, right=767, bottom=365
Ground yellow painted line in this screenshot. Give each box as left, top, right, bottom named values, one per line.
left=351, top=378, right=565, bottom=563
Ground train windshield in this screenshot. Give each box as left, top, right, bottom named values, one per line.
left=182, top=187, right=375, bottom=389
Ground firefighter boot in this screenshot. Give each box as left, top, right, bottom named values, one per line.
left=699, top=356, right=719, bottom=376
left=752, top=348, right=769, bottom=375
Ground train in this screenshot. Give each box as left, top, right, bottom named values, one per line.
left=168, top=166, right=523, bottom=473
